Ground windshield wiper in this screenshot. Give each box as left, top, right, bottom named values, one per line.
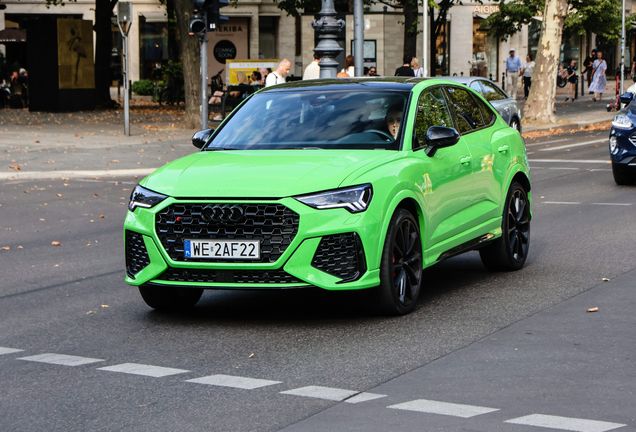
left=205, top=147, right=240, bottom=151
left=293, top=147, right=323, bottom=150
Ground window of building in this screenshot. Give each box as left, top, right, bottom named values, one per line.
left=139, top=17, right=169, bottom=81
left=472, top=18, right=498, bottom=79
left=259, top=17, right=278, bottom=59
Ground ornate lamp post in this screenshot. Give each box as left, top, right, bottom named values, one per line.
left=312, top=0, right=345, bottom=78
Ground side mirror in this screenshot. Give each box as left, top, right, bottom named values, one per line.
left=619, top=92, right=634, bottom=105
left=425, top=126, right=460, bottom=157
left=192, top=128, right=214, bottom=149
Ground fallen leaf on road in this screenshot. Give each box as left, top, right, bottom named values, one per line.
left=39, top=218, right=45, bottom=221
left=35, top=140, right=40, bottom=143
left=74, top=133, right=79, bottom=137
left=602, top=277, right=610, bottom=282
left=86, top=311, right=95, bottom=314
left=9, top=165, right=21, bottom=170
left=249, top=353, right=255, bottom=358
left=1, top=246, right=9, bottom=250
left=94, top=193, right=99, bottom=197
left=86, top=243, right=91, bottom=246
left=99, top=215, right=105, bottom=218
left=51, top=241, right=62, bottom=246
left=586, top=307, right=599, bottom=313
left=56, top=193, right=62, bottom=197
left=101, top=305, right=109, bottom=308
left=18, top=246, right=23, bottom=249
left=138, top=405, right=147, bottom=408
left=111, top=160, right=119, bottom=163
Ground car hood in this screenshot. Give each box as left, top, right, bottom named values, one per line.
left=141, top=150, right=397, bottom=197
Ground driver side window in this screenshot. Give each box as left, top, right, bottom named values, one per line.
left=413, top=87, right=453, bottom=151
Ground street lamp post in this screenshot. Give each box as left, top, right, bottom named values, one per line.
left=312, top=0, right=345, bottom=78
left=621, top=0, right=625, bottom=95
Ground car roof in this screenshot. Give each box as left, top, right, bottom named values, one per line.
left=442, top=76, right=480, bottom=85
left=259, top=77, right=432, bottom=92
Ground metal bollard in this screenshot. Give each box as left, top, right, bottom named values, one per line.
left=489, top=73, right=493, bottom=81
left=460, top=71, right=464, bottom=76
left=502, top=72, right=506, bottom=91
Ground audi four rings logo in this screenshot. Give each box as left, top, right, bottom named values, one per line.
left=201, top=205, right=244, bottom=222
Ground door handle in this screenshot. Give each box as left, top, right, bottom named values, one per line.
left=460, top=156, right=472, bottom=166
left=498, top=145, right=509, bottom=153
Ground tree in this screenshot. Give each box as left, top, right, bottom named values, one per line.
left=482, top=0, right=621, bottom=123
left=174, top=0, right=201, bottom=129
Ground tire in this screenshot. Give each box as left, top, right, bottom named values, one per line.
left=510, top=117, right=521, bottom=133
left=374, top=209, right=423, bottom=315
left=138, top=286, right=203, bottom=311
left=479, top=182, right=531, bottom=271
left=612, top=163, right=636, bottom=185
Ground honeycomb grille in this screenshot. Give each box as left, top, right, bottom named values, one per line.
left=311, top=232, right=366, bottom=281
left=157, top=267, right=303, bottom=284
left=126, top=230, right=151, bottom=277
left=155, top=203, right=300, bottom=263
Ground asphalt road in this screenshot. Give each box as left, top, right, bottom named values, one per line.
left=1, top=127, right=635, bottom=432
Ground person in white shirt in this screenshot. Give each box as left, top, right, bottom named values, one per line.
left=265, top=59, right=291, bottom=87
left=411, top=57, right=424, bottom=77
left=522, top=53, right=535, bottom=99
left=340, top=55, right=355, bottom=77
left=303, top=53, right=321, bottom=80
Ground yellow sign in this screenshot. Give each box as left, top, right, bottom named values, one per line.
left=226, top=60, right=280, bottom=85
left=57, top=19, right=95, bottom=89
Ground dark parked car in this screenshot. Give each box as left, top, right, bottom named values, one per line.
left=443, top=77, right=522, bottom=133
left=608, top=92, right=636, bottom=185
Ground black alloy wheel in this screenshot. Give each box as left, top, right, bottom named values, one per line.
left=480, top=182, right=531, bottom=271
left=375, top=209, right=423, bottom=315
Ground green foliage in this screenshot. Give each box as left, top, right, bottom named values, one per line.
left=481, top=0, right=621, bottom=42
left=131, top=79, right=155, bottom=96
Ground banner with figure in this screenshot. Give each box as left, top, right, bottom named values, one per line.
left=57, top=19, right=95, bottom=89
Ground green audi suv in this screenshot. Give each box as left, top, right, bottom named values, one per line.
left=125, top=78, right=531, bottom=315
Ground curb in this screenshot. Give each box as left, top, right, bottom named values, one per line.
left=522, top=118, right=612, bottom=134
left=0, top=168, right=158, bottom=181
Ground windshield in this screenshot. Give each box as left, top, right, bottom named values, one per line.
left=206, top=90, right=409, bottom=150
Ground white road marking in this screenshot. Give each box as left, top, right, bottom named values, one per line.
left=505, top=414, right=627, bottom=432
left=0, top=347, right=24, bottom=355
left=538, top=139, right=607, bottom=151
left=526, top=138, right=570, bottom=147
left=543, top=202, right=581, bottom=205
left=529, top=159, right=611, bottom=164
left=187, top=374, right=282, bottom=390
left=549, top=167, right=580, bottom=170
left=97, top=363, right=189, bottom=377
left=280, top=386, right=359, bottom=401
left=345, top=392, right=387, bottom=404
left=18, top=353, right=104, bottom=366
left=592, top=203, right=632, bottom=206
left=388, top=399, right=499, bottom=418
left=0, top=168, right=157, bottom=181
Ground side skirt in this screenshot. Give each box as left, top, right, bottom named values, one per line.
left=437, top=233, right=497, bottom=262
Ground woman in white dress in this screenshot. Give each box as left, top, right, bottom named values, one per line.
left=412, top=57, right=424, bottom=77
left=589, top=51, right=607, bottom=102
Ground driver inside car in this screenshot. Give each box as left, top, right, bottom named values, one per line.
left=385, top=103, right=403, bottom=139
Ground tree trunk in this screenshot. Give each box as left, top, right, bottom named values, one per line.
left=523, top=0, right=568, bottom=123
left=94, top=0, right=117, bottom=108
left=174, top=0, right=202, bottom=129
left=403, top=0, right=418, bottom=58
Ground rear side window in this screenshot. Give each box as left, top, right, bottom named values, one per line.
left=444, top=86, right=485, bottom=133
left=413, top=87, right=453, bottom=150
left=479, top=80, right=508, bottom=101
left=473, top=94, right=496, bottom=125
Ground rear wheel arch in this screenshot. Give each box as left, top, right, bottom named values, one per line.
left=511, top=171, right=531, bottom=193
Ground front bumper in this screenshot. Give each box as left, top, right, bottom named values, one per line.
left=124, top=197, right=381, bottom=291
left=609, top=126, right=636, bottom=165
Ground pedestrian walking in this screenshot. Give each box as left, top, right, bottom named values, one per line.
left=395, top=55, right=415, bottom=77
left=589, top=51, right=607, bottom=102
left=506, top=48, right=522, bottom=100
left=265, top=59, right=291, bottom=87
left=340, top=55, right=355, bottom=77
left=250, top=71, right=262, bottom=85
left=368, top=67, right=377, bottom=76
left=411, top=57, right=424, bottom=77
left=582, top=49, right=596, bottom=91
left=303, top=53, right=321, bottom=80
left=522, top=53, right=534, bottom=99
left=565, top=60, right=577, bottom=101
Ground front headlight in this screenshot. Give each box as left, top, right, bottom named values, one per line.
left=295, top=184, right=373, bottom=213
left=612, top=114, right=632, bottom=129
left=128, top=185, right=167, bottom=212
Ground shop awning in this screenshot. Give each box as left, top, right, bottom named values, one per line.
left=0, top=28, right=26, bottom=43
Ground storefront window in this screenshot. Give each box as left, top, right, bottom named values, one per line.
left=434, top=22, right=450, bottom=76
left=472, top=18, right=497, bottom=78
left=259, top=17, right=278, bottom=59
left=139, top=17, right=169, bottom=81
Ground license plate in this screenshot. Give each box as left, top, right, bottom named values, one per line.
left=184, top=239, right=260, bottom=259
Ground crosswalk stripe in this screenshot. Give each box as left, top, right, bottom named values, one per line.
left=344, top=392, right=387, bottom=404
left=186, top=374, right=282, bottom=390
left=387, top=399, right=499, bottom=418
left=97, top=363, right=189, bottom=377
left=280, top=386, right=359, bottom=401
left=505, top=414, right=627, bottom=432
left=0, top=347, right=24, bottom=355
left=529, top=159, right=610, bottom=164
left=18, top=353, right=104, bottom=366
